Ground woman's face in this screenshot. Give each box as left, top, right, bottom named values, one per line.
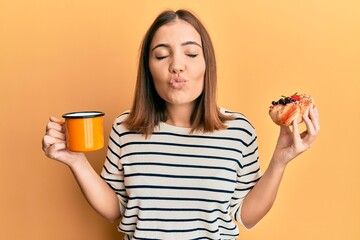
left=149, top=19, right=206, bottom=109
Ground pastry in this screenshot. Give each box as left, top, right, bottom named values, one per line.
left=269, top=93, right=314, bottom=126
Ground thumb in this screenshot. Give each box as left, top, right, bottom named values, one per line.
left=292, top=120, right=299, bottom=136
left=279, top=125, right=291, bottom=135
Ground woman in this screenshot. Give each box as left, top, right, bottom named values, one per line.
left=42, top=9, right=320, bottom=239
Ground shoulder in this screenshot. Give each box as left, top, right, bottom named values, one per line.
left=218, top=108, right=258, bottom=151
left=113, top=110, right=130, bottom=125
left=220, top=107, right=255, bottom=130
left=110, top=110, right=131, bottom=135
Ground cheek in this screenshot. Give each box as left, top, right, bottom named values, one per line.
left=193, top=59, right=206, bottom=82
left=149, top=59, right=169, bottom=80
left=191, top=65, right=206, bottom=97
left=149, top=63, right=163, bottom=88
left=149, top=61, right=159, bottom=80
left=149, top=62, right=166, bottom=95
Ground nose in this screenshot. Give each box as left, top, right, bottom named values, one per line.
left=169, top=54, right=185, bottom=74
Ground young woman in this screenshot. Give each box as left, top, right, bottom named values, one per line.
left=42, top=9, right=320, bottom=240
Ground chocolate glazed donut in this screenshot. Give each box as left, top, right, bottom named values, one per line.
left=269, top=94, right=314, bottom=126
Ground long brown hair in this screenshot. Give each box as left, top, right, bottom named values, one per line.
left=124, top=9, right=233, bottom=136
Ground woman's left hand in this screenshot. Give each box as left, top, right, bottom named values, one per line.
left=272, top=106, right=320, bottom=167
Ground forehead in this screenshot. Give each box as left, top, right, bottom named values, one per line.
left=151, top=19, right=202, bottom=46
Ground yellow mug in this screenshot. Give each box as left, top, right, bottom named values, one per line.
left=62, top=111, right=105, bottom=152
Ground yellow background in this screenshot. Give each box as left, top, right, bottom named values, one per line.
left=1, top=0, right=359, bottom=239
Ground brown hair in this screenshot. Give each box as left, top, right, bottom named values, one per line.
left=124, top=9, right=233, bottom=136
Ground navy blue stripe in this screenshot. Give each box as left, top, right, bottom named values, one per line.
left=219, top=232, right=239, bottom=238
left=116, top=131, right=252, bottom=147
left=115, top=192, right=128, bottom=200
left=122, top=225, right=237, bottom=234
left=120, top=141, right=244, bottom=155
left=109, top=131, right=121, bottom=148
left=126, top=206, right=229, bottom=214
left=111, top=124, right=123, bottom=139
left=122, top=214, right=232, bottom=224
left=237, top=177, right=261, bottom=185
left=154, top=131, right=252, bottom=146
left=102, top=165, right=113, bottom=175
left=190, top=237, right=220, bottom=240
left=120, top=201, right=127, bottom=209
left=238, top=167, right=260, bottom=177
left=124, top=173, right=236, bottom=183
left=224, top=110, right=245, bottom=117
left=125, top=185, right=234, bottom=194
left=121, top=221, right=136, bottom=226
left=102, top=181, right=128, bottom=199
left=243, top=146, right=258, bottom=158
left=121, top=151, right=244, bottom=168
left=247, top=136, right=257, bottom=147
left=235, top=186, right=255, bottom=191
left=108, top=145, right=121, bottom=160
left=132, top=237, right=162, bottom=240
left=234, top=207, right=240, bottom=223
left=107, top=184, right=126, bottom=192
left=100, top=175, right=124, bottom=183
left=242, top=157, right=259, bottom=168
left=127, top=196, right=228, bottom=204
left=218, top=224, right=238, bottom=231
left=117, top=111, right=130, bottom=118
left=123, top=226, right=219, bottom=234
left=102, top=164, right=123, bottom=175
left=132, top=235, right=221, bottom=240
left=104, top=155, right=120, bottom=170
left=224, top=110, right=254, bottom=128
left=122, top=162, right=236, bottom=173
left=226, top=127, right=252, bottom=136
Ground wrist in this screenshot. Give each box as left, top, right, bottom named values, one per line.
left=269, top=156, right=287, bottom=173
left=67, top=153, right=87, bottom=170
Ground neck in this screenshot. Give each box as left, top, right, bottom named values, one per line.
left=165, top=103, right=194, bottom=128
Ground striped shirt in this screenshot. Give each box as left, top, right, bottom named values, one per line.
left=100, top=109, right=261, bottom=240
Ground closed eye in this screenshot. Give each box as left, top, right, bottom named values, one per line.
left=186, top=54, right=198, bottom=58
left=155, top=56, right=168, bottom=60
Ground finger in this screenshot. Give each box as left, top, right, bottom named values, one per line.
left=302, top=108, right=318, bottom=144
left=46, top=142, right=67, bottom=160
left=303, top=108, right=315, bottom=133
left=46, top=128, right=66, bottom=141
left=310, top=107, right=320, bottom=132
left=315, top=107, right=320, bottom=119
left=50, top=116, right=64, bottom=124
left=46, top=117, right=65, bottom=132
left=42, top=135, right=66, bottom=150
left=292, top=119, right=298, bottom=134
left=291, top=120, right=303, bottom=145
left=280, top=125, right=291, bottom=135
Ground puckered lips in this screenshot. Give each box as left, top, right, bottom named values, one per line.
left=169, top=75, right=188, bottom=89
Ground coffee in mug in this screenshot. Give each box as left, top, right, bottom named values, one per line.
left=62, top=111, right=105, bottom=152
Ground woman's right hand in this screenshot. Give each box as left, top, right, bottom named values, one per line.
left=42, top=117, right=121, bottom=221
left=42, top=116, right=85, bottom=166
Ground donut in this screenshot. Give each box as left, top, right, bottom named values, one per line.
left=269, top=93, right=314, bottom=126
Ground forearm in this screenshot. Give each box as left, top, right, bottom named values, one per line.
left=240, top=159, right=286, bottom=229
left=240, top=107, right=320, bottom=229
left=69, top=157, right=121, bottom=222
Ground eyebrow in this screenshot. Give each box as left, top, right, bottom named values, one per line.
left=151, top=41, right=202, bottom=52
